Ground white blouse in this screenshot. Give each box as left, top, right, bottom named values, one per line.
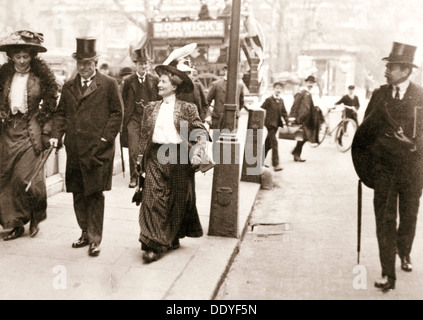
left=9, top=72, right=29, bottom=114
left=152, top=94, right=183, bottom=144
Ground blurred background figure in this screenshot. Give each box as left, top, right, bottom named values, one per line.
left=99, top=63, right=110, bottom=76
left=334, top=84, right=360, bottom=126
left=198, top=0, right=211, bottom=20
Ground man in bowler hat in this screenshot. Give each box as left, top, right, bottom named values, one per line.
left=49, top=38, right=123, bottom=257
left=352, top=42, right=423, bottom=292
left=120, top=48, right=160, bottom=188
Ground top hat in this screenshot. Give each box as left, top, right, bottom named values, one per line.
left=133, top=48, right=151, bottom=63
left=72, top=38, right=100, bottom=61
left=0, top=30, right=47, bottom=53
left=382, top=42, right=418, bottom=68
left=304, top=75, right=316, bottom=83
left=155, top=64, right=194, bottom=94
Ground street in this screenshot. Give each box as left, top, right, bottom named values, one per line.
left=215, top=119, right=423, bottom=300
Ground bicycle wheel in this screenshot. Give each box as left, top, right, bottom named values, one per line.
left=310, top=120, right=328, bottom=147
left=335, top=118, right=357, bottom=152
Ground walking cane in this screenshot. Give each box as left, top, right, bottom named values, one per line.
left=120, top=139, right=125, bottom=178
left=25, top=145, right=56, bottom=193
left=357, top=179, right=362, bottom=265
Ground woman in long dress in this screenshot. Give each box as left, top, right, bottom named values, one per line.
left=138, top=64, right=208, bottom=263
left=0, top=30, right=59, bottom=240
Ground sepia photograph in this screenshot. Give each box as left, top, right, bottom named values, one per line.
left=0, top=0, right=423, bottom=306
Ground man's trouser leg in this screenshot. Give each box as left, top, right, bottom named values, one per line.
left=268, top=128, right=279, bottom=167
left=73, top=191, right=105, bottom=246
left=397, top=186, right=422, bottom=259
left=127, top=117, right=141, bottom=183
left=292, top=140, right=306, bottom=157
left=374, top=174, right=398, bottom=280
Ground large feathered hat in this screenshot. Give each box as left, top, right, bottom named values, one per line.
left=0, top=30, right=47, bottom=53
left=155, top=43, right=198, bottom=94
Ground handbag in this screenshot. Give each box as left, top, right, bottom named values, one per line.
left=278, top=124, right=304, bottom=141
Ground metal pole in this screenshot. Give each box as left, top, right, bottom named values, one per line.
left=208, top=0, right=242, bottom=238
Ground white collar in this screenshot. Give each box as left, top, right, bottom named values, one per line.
left=394, top=79, right=410, bottom=93
left=162, top=94, right=176, bottom=105
left=137, top=72, right=146, bottom=81
left=80, top=71, right=96, bottom=85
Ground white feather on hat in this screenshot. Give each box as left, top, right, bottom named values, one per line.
left=163, top=43, right=197, bottom=72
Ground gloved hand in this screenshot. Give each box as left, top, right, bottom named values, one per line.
left=49, top=138, right=59, bottom=148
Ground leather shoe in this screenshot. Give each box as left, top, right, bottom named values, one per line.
left=374, top=276, right=395, bottom=292
left=293, top=155, right=306, bottom=162
left=29, top=224, right=39, bottom=238
left=274, top=166, right=283, bottom=172
left=401, top=255, right=413, bottom=272
left=142, top=250, right=162, bottom=263
left=72, top=236, right=89, bottom=248
left=129, top=180, right=137, bottom=188
left=88, top=243, right=101, bottom=257
left=3, top=226, right=25, bottom=241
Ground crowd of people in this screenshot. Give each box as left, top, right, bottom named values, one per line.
left=1, top=28, right=423, bottom=295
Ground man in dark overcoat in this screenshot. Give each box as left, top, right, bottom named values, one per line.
left=50, top=38, right=123, bottom=257
left=289, top=75, right=319, bottom=162
left=120, top=48, right=159, bottom=188
left=260, top=81, right=289, bottom=171
left=352, top=42, right=423, bottom=292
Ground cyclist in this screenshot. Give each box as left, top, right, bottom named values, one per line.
left=334, top=85, right=360, bottom=126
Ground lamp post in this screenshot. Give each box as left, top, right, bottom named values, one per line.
left=208, top=0, right=242, bottom=238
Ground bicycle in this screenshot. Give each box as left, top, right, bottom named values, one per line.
left=310, top=104, right=358, bottom=152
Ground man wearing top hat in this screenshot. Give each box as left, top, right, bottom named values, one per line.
left=352, top=42, right=423, bottom=292
left=49, top=38, right=123, bottom=257
left=120, top=48, right=160, bottom=188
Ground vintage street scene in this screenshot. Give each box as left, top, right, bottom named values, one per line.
left=1, top=0, right=423, bottom=304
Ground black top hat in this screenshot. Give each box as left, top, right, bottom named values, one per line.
left=304, top=75, right=316, bottom=83
left=382, top=42, right=418, bottom=68
left=72, top=38, right=100, bottom=61
left=155, top=64, right=194, bottom=94
left=134, top=48, right=151, bottom=63
left=0, top=30, right=47, bottom=53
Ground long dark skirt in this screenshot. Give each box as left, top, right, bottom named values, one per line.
left=0, top=116, right=47, bottom=229
left=139, top=143, right=203, bottom=252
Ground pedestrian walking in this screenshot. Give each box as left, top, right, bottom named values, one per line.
left=334, top=85, right=360, bottom=126
left=137, top=63, right=207, bottom=263
left=49, top=38, right=123, bottom=257
left=207, top=65, right=245, bottom=158
left=260, top=81, right=288, bottom=171
left=352, top=41, right=423, bottom=292
left=288, top=75, right=320, bottom=162
left=0, top=30, right=59, bottom=240
left=120, top=48, right=160, bottom=188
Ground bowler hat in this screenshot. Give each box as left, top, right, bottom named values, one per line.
left=133, top=48, right=151, bottom=63
left=72, top=38, right=100, bottom=61
left=382, top=42, right=418, bottom=68
left=348, top=85, right=355, bottom=90
left=0, top=30, right=47, bottom=53
left=155, top=64, right=194, bottom=94
left=273, top=81, right=285, bottom=88
left=304, top=75, right=316, bottom=83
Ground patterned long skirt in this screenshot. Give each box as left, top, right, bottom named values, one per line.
left=139, top=143, right=203, bottom=252
left=0, top=115, right=47, bottom=229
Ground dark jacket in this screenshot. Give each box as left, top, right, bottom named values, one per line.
left=289, top=89, right=319, bottom=143
left=52, top=71, right=123, bottom=196
left=207, top=78, right=245, bottom=129
left=177, top=82, right=208, bottom=122
left=352, top=82, right=423, bottom=189
left=260, top=96, right=288, bottom=130
left=120, top=73, right=160, bottom=147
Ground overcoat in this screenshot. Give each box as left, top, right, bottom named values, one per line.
left=289, top=89, right=319, bottom=143
left=52, top=71, right=123, bottom=196
left=352, top=82, right=423, bottom=189
left=120, top=72, right=160, bottom=147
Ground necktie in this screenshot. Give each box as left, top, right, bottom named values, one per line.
left=82, top=80, right=89, bottom=93
left=395, top=86, right=400, bottom=100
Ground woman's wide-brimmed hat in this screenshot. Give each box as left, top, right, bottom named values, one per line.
left=0, top=30, right=47, bottom=53
left=155, top=64, right=194, bottom=94
left=72, top=38, right=100, bottom=61
left=382, top=41, right=418, bottom=68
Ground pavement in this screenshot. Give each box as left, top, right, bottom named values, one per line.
left=0, top=109, right=261, bottom=300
